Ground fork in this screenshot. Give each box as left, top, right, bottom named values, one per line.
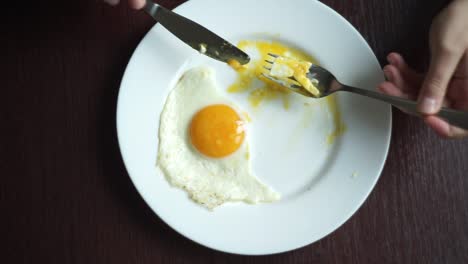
left=263, top=53, right=468, bottom=129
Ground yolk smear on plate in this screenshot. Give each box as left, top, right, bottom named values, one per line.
left=228, top=40, right=316, bottom=110
left=326, top=95, right=346, bottom=145
left=228, top=40, right=345, bottom=144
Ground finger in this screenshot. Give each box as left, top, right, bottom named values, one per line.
left=442, top=98, right=453, bottom=108
left=378, top=81, right=413, bottom=99
left=418, top=49, right=462, bottom=114
left=378, top=82, right=415, bottom=115
left=445, top=77, right=468, bottom=109
left=383, top=65, right=418, bottom=95
left=129, top=0, right=146, bottom=9
left=387, top=52, right=423, bottom=87
left=378, top=78, right=450, bottom=112
left=383, top=65, right=404, bottom=90
left=424, top=116, right=468, bottom=139
left=450, top=84, right=468, bottom=110
left=104, top=0, right=120, bottom=5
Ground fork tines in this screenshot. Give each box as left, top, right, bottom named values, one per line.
left=263, top=53, right=280, bottom=71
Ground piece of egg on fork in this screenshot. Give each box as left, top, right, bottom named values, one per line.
left=157, top=66, right=280, bottom=209
left=270, top=56, right=320, bottom=96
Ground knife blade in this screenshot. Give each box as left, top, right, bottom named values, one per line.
left=144, top=2, right=250, bottom=65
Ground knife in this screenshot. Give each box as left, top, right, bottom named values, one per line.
left=143, top=1, right=250, bottom=65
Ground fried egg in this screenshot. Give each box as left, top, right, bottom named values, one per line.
left=157, top=66, right=280, bottom=209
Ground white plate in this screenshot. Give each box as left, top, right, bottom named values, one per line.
left=117, top=0, right=391, bottom=255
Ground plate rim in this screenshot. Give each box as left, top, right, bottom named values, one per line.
left=116, top=0, right=392, bottom=255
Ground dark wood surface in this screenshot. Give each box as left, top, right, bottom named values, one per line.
left=2, top=0, right=468, bottom=263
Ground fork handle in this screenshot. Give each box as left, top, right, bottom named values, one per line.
left=341, top=85, right=468, bottom=129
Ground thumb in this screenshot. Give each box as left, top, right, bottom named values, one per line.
left=129, top=0, right=146, bottom=9
left=418, top=49, right=461, bottom=114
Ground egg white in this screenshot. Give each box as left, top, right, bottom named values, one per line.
left=157, top=66, right=280, bottom=209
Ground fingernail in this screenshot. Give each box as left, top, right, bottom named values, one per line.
left=387, top=56, right=395, bottom=65
left=418, top=97, right=438, bottom=114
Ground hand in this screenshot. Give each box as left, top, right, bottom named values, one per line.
left=378, top=0, right=468, bottom=139
left=104, top=0, right=145, bottom=9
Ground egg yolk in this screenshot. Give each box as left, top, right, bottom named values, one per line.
left=189, top=104, right=245, bottom=158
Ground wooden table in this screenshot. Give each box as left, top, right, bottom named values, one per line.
left=3, top=0, right=468, bottom=263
